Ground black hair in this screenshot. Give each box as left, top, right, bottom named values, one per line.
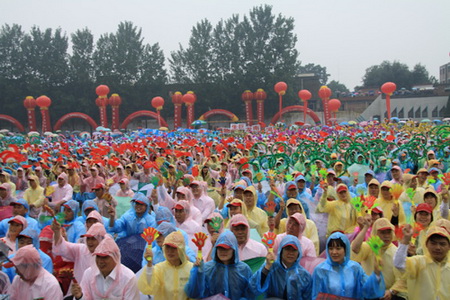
left=427, top=233, right=450, bottom=244
left=327, top=238, right=346, bottom=250
left=414, top=211, right=434, bottom=224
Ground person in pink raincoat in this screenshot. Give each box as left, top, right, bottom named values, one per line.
left=82, top=167, right=105, bottom=194
left=115, top=178, right=135, bottom=198
left=228, top=214, right=267, bottom=261
left=8, top=244, right=63, bottom=300
left=50, top=172, right=73, bottom=212
left=72, top=235, right=140, bottom=300
left=173, top=200, right=203, bottom=253
left=189, top=180, right=215, bottom=222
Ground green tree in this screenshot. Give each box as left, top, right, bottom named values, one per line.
left=70, top=28, right=94, bottom=84
left=297, top=63, right=330, bottom=85
left=362, top=60, right=433, bottom=89
left=0, top=24, right=25, bottom=80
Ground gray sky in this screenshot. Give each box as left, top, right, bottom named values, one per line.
left=1, top=0, right=449, bottom=89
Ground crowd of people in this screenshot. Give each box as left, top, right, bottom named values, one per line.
left=0, top=120, right=449, bottom=299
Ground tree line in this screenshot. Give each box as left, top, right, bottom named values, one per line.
left=0, top=5, right=434, bottom=126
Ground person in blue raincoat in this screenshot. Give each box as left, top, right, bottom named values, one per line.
left=185, top=230, right=256, bottom=300
left=3, top=228, right=53, bottom=282
left=0, top=199, right=40, bottom=236
left=250, top=234, right=312, bottom=300
left=270, top=181, right=310, bottom=220
left=312, top=232, right=385, bottom=299
left=60, top=200, right=85, bottom=243
left=107, top=192, right=156, bottom=239
left=75, top=199, right=113, bottom=236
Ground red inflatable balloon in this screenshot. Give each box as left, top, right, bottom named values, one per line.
left=172, top=91, right=183, bottom=104
left=381, top=82, right=396, bottom=95
left=109, top=93, right=122, bottom=106
left=182, top=93, right=196, bottom=105
left=298, top=90, right=312, bottom=101
left=36, top=95, right=51, bottom=108
left=274, top=82, right=288, bottom=95
left=241, top=90, right=254, bottom=101
left=23, top=96, right=36, bottom=109
left=254, top=89, right=267, bottom=101
left=95, top=97, right=106, bottom=107
left=318, top=86, right=332, bottom=99
left=328, top=99, right=341, bottom=112
left=151, top=96, right=165, bottom=110
left=96, top=85, right=110, bottom=97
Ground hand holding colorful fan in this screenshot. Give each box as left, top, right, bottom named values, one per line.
left=208, top=216, right=223, bottom=233
left=351, top=196, right=363, bottom=212
left=192, top=232, right=208, bottom=259
left=141, top=227, right=160, bottom=261
left=367, top=235, right=384, bottom=269
left=390, top=184, right=403, bottom=200
left=262, top=232, right=277, bottom=263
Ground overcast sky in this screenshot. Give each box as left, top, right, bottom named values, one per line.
left=1, top=0, right=449, bottom=90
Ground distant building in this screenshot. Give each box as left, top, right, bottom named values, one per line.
left=440, top=62, right=450, bottom=84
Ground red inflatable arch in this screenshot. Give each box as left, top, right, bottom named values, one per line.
left=0, top=114, right=25, bottom=132
left=54, top=113, right=98, bottom=131
left=120, top=110, right=168, bottom=129
left=270, top=105, right=321, bottom=125
left=198, top=109, right=238, bottom=122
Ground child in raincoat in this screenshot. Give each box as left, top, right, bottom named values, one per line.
left=312, top=232, right=385, bottom=299
left=185, top=230, right=256, bottom=299
left=251, top=234, right=312, bottom=299
left=138, top=231, right=193, bottom=300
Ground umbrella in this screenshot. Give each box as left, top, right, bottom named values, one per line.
left=433, top=119, right=443, bottom=125
left=420, top=119, right=431, bottom=123
left=92, top=131, right=101, bottom=136
left=116, top=234, right=147, bottom=273
left=359, top=121, right=368, bottom=127
left=0, top=129, right=9, bottom=134
left=44, top=131, right=53, bottom=136
left=79, top=131, right=91, bottom=139
left=191, top=120, right=207, bottom=127
left=390, top=117, right=400, bottom=123
left=339, top=122, right=349, bottom=126
left=27, top=131, right=40, bottom=137
left=159, top=127, right=169, bottom=131
left=443, top=118, right=450, bottom=122
left=348, top=121, right=357, bottom=125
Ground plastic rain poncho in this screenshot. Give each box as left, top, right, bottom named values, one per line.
left=250, top=235, right=312, bottom=300
left=138, top=231, right=193, bottom=300
left=243, top=186, right=268, bottom=236
left=4, top=227, right=53, bottom=282
left=0, top=198, right=40, bottom=236
left=312, top=232, right=385, bottom=299
left=8, top=245, right=63, bottom=300
left=185, top=230, right=256, bottom=300
left=109, top=192, right=156, bottom=239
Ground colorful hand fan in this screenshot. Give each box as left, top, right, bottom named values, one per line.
left=264, top=200, right=276, bottom=217
left=261, top=232, right=277, bottom=263
left=253, top=172, right=265, bottom=183
left=208, top=217, right=223, bottom=233
left=367, top=235, right=384, bottom=268
left=319, top=168, right=327, bottom=179
left=351, top=196, right=363, bottom=212
left=406, top=188, right=416, bottom=205
left=192, top=232, right=208, bottom=259
left=441, top=173, right=450, bottom=186
left=363, top=195, right=378, bottom=213
left=390, top=184, right=403, bottom=200
left=39, top=205, right=65, bottom=224
left=285, top=174, right=293, bottom=182
left=45, top=186, right=55, bottom=197
left=141, top=227, right=160, bottom=261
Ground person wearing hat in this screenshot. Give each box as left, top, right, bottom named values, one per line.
left=415, top=168, right=430, bottom=189
left=427, top=167, right=442, bottom=191
left=374, top=156, right=390, bottom=183
left=252, top=234, right=312, bottom=299
left=172, top=200, right=202, bottom=253
left=223, top=198, right=258, bottom=230
left=353, top=170, right=376, bottom=196
left=108, top=192, right=156, bottom=239
left=115, top=178, right=135, bottom=198
left=81, top=166, right=105, bottom=194
left=313, top=169, right=338, bottom=205
left=243, top=186, right=269, bottom=236
left=351, top=217, right=405, bottom=299
left=75, top=200, right=110, bottom=231
left=390, top=165, right=403, bottom=185
left=0, top=171, right=17, bottom=197
left=312, top=231, right=385, bottom=299
left=189, top=180, right=215, bottom=222
left=229, top=214, right=267, bottom=262
left=0, top=215, right=27, bottom=255
left=273, top=212, right=317, bottom=260
left=317, top=183, right=357, bottom=236
left=3, top=228, right=53, bottom=283
left=333, top=161, right=350, bottom=178
left=14, top=167, right=28, bottom=192
left=140, top=222, right=178, bottom=267
left=441, top=146, right=450, bottom=171
left=275, top=199, right=319, bottom=254
left=72, top=235, right=140, bottom=300
left=398, top=150, right=415, bottom=174
left=7, top=245, right=63, bottom=300
left=138, top=231, right=193, bottom=300
left=394, top=225, right=450, bottom=300
left=92, top=183, right=117, bottom=219
left=22, top=174, right=45, bottom=218
left=186, top=230, right=256, bottom=299
left=48, top=172, right=73, bottom=212
left=375, top=181, right=407, bottom=225
left=210, top=162, right=232, bottom=189
left=0, top=182, right=15, bottom=208
left=52, top=221, right=107, bottom=283
left=111, top=164, right=129, bottom=185
left=422, top=187, right=449, bottom=221
left=0, top=199, right=40, bottom=238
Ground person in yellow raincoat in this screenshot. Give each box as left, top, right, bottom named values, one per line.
left=394, top=225, right=450, bottom=300
left=243, top=186, right=268, bottom=236
left=138, top=231, right=193, bottom=300
left=375, top=181, right=406, bottom=224
left=316, top=183, right=356, bottom=236
left=275, top=199, right=319, bottom=255
left=351, top=216, right=407, bottom=299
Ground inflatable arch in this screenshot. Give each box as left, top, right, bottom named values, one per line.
left=53, top=113, right=98, bottom=131
left=120, top=110, right=168, bottom=129
left=270, top=105, right=321, bottom=125
left=0, top=114, right=25, bottom=132
left=198, top=109, right=239, bottom=122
